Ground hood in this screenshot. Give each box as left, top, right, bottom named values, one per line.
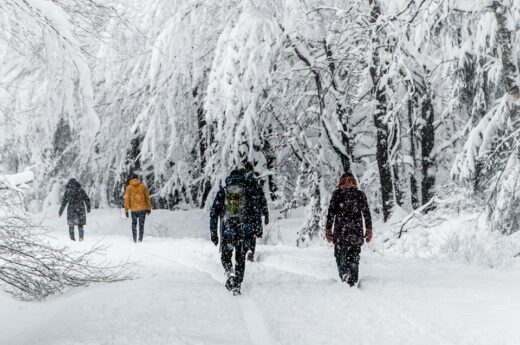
left=129, top=178, right=141, bottom=187
left=66, top=178, right=81, bottom=190
left=225, top=172, right=245, bottom=187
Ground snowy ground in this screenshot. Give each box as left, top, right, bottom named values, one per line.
left=1, top=209, right=520, bottom=345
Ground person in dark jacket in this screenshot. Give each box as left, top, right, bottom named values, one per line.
left=242, top=163, right=269, bottom=262
left=210, top=169, right=256, bottom=295
left=59, top=178, right=91, bottom=241
left=325, top=173, right=373, bottom=286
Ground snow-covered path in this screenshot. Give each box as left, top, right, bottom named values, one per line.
left=1, top=210, right=520, bottom=345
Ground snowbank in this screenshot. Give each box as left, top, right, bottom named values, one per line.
left=0, top=170, right=34, bottom=187
left=375, top=210, right=520, bottom=268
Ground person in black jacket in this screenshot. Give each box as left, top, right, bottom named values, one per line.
left=59, top=178, right=91, bottom=241
left=325, top=173, right=373, bottom=286
left=242, top=162, right=269, bottom=261
left=210, top=169, right=256, bottom=295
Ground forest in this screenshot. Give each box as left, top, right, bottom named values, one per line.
left=1, top=1, right=520, bottom=344
left=1, top=0, right=520, bottom=240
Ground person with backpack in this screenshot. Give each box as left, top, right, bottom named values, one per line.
left=210, top=169, right=256, bottom=295
left=242, top=162, right=269, bottom=262
left=124, top=174, right=152, bottom=243
left=325, top=173, right=373, bottom=287
left=59, top=178, right=91, bottom=241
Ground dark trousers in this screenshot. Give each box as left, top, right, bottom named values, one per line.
left=334, top=245, right=361, bottom=283
left=221, top=236, right=246, bottom=288
left=131, top=211, right=146, bottom=242
left=68, top=224, right=84, bottom=241
left=243, top=234, right=257, bottom=255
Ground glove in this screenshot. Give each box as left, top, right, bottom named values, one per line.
left=365, top=229, right=373, bottom=243
left=264, top=215, right=269, bottom=225
left=125, top=211, right=129, bottom=218
left=87, top=208, right=91, bottom=214
left=211, top=234, right=219, bottom=246
left=256, top=230, right=263, bottom=239
left=325, top=229, right=333, bottom=243
left=146, top=209, right=151, bottom=215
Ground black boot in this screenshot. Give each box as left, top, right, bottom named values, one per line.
left=232, top=284, right=241, bottom=296
left=225, top=275, right=236, bottom=291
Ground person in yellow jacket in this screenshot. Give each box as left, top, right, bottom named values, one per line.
left=124, top=175, right=152, bottom=242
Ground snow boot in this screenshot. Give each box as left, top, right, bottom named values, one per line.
left=225, top=275, right=236, bottom=291
left=232, top=285, right=241, bottom=296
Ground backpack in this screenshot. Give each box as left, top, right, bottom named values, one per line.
left=224, top=183, right=247, bottom=224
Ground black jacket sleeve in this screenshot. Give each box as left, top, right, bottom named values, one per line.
left=82, top=189, right=91, bottom=213
left=258, top=185, right=269, bottom=219
left=360, top=191, right=372, bottom=231
left=59, top=190, right=69, bottom=215
left=325, top=190, right=338, bottom=231
left=210, top=189, right=225, bottom=237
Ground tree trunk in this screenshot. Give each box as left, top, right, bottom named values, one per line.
left=262, top=124, right=278, bottom=201
left=324, top=41, right=353, bottom=173
left=492, top=1, right=519, bottom=99
left=193, top=87, right=212, bottom=207
left=420, top=94, right=435, bottom=207
left=369, top=0, right=394, bottom=221
left=407, top=99, right=420, bottom=209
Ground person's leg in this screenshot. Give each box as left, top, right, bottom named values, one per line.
left=233, top=238, right=247, bottom=290
left=220, top=237, right=234, bottom=276
left=131, top=212, right=138, bottom=242
left=68, top=224, right=76, bottom=241
left=138, top=212, right=146, bottom=242
left=244, top=235, right=256, bottom=261
left=78, top=225, right=84, bottom=241
left=346, top=246, right=361, bottom=285
left=334, top=245, right=348, bottom=281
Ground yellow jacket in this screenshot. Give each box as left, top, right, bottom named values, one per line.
left=124, top=179, right=152, bottom=212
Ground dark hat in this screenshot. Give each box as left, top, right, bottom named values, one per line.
left=229, top=169, right=242, bottom=177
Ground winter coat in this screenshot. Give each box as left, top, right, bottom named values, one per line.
left=59, top=179, right=91, bottom=226
left=210, top=172, right=257, bottom=239
left=245, top=175, right=269, bottom=234
left=325, top=187, right=372, bottom=246
left=124, top=179, right=152, bottom=213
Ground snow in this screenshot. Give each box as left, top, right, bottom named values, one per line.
left=1, top=209, right=520, bottom=345
left=453, top=0, right=493, bottom=12
left=0, top=171, right=34, bottom=187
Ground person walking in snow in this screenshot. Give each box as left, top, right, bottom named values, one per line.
left=242, top=162, right=269, bottom=262
left=210, top=169, right=256, bottom=295
left=124, top=174, right=152, bottom=243
left=325, top=173, right=373, bottom=287
left=59, top=178, right=91, bottom=241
